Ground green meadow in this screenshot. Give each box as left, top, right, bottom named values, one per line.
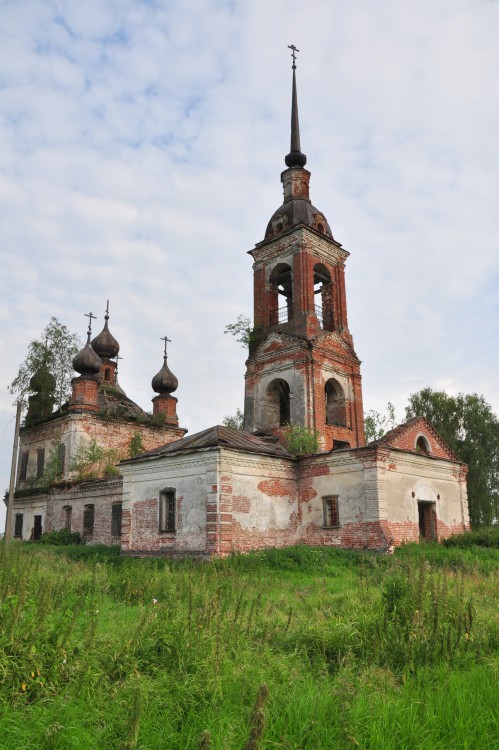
left=0, top=536, right=497, bottom=749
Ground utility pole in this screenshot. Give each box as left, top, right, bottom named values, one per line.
left=5, top=401, right=22, bottom=540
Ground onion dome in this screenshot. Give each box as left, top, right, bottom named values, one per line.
left=73, top=333, right=102, bottom=376
left=91, top=302, right=120, bottom=359
left=152, top=355, right=178, bottom=395
left=265, top=201, right=332, bottom=239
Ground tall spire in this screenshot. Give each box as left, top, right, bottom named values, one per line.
left=285, top=45, right=307, bottom=168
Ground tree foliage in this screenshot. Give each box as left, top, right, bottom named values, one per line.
left=224, top=316, right=265, bottom=355
left=222, top=408, right=244, bottom=430
left=224, top=315, right=252, bottom=348
left=9, top=317, right=81, bottom=410
left=406, top=388, right=499, bottom=527
left=364, top=402, right=397, bottom=443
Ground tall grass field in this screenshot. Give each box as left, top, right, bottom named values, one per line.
left=0, top=535, right=497, bottom=749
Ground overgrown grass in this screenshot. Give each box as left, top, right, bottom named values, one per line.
left=0, top=541, right=497, bottom=749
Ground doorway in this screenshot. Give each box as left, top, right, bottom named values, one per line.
left=33, top=515, right=43, bottom=541
left=418, top=502, right=436, bottom=541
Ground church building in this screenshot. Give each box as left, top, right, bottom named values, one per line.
left=8, top=59, right=470, bottom=554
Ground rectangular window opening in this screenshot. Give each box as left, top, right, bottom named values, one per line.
left=63, top=506, right=72, bottom=532
left=19, top=451, right=29, bottom=480
left=36, top=448, right=45, bottom=479
left=14, top=513, right=23, bottom=538
left=58, top=443, right=66, bottom=475
left=111, top=503, right=122, bottom=537
left=160, top=489, right=176, bottom=533
left=83, top=504, right=95, bottom=540
left=323, top=495, right=340, bottom=528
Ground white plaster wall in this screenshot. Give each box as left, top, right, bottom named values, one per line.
left=223, top=451, right=297, bottom=534
left=308, top=455, right=378, bottom=526
left=121, top=452, right=218, bottom=552
left=381, top=452, right=468, bottom=529
left=11, top=496, right=48, bottom=540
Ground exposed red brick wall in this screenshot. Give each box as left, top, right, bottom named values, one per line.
left=69, top=377, right=100, bottom=412
left=257, top=479, right=296, bottom=497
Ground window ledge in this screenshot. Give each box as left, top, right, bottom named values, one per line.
left=322, top=525, right=341, bottom=530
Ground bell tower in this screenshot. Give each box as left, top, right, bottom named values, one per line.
left=244, top=49, right=365, bottom=451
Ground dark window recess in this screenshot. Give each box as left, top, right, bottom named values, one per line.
left=83, top=504, right=95, bottom=539
left=36, top=448, right=45, bottom=478
left=14, top=513, right=23, bottom=538
left=33, top=515, right=42, bottom=541
left=416, top=436, right=430, bottom=455
left=19, top=451, right=29, bottom=480
left=111, top=503, right=122, bottom=537
left=63, top=506, right=72, bottom=532
left=58, top=443, right=66, bottom=475
left=325, top=379, right=347, bottom=427
left=160, top=489, right=176, bottom=532
left=323, top=495, right=340, bottom=527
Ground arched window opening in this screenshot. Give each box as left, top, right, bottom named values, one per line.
left=325, top=379, right=347, bottom=427
left=104, top=368, right=111, bottom=382
left=416, top=436, right=430, bottom=455
left=313, top=264, right=334, bottom=331
left=269, top=264, right=293, bottom=325
left=266, top=379, right=291, bottom=427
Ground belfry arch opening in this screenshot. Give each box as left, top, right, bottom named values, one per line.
left=325, top=378, right=347, bottom=427
left=269, top=263, right=293, bottom=325
left=313, top=264, right=334, bottom=331
left=265, top=378, right=291, bottom=428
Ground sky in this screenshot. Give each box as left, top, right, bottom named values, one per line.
left=1, top=0, right=498, bottom=530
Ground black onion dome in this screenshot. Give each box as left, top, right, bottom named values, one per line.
left=152, top=356, right=178, bottom=395
left=265, top=201, right=332, bottom=239
left=91, top=315, right=119, bottom=359
left=73, top=336, right=102, bottom=376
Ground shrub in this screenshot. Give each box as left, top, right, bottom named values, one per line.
left=128, top=431, right=145, bottom=458
left=443, top=527, right=499, bottom=549
left=282, top=425, right=320, bottom=456
left=39, top=528, right=81, bottom=546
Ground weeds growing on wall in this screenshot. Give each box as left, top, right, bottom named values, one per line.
left=282, top=424, right=320, bottom=455
left=70, top=438, right=121, bottom=482
left=0, top=541, right=497, bottom=749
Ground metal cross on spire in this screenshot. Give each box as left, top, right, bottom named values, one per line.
left=161, top=335, right=171, bottom=359
left=84, top=311, right=97, bottom=338
left=105, top=299, right=110, bottom=319
left=288, top=44, right=299, bottom=69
